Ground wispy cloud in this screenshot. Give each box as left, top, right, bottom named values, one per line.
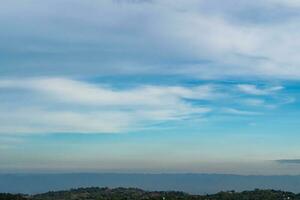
left=0, top=78, right=216, bottom=106
left=237, top=84, right=283, bottom=95
left=0, top=78, right=215, bottom=134
left=242, top=98, right=266, bottom=106
left=0, top=77, right=291, bottom=135
left=1, top=1, right=300, bottom=79
left=268, top=0, right=300, bottom=7
left=221, top=108, right=262, bottom=116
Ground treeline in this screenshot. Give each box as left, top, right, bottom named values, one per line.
left=0, top=193, right=27, bottom=200
left=1, top=187, right=300, bottom=200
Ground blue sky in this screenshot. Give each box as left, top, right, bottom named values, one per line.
left=1, top=0, right=300, bottom=175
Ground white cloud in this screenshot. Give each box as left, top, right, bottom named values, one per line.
left=237, top=84, right=283, bottom=95
left=0, top=78, right=216, bottom=106
left=1, top=1, right=300, bottom=79
left=0, top=77, right=214, bottom=134
left=222, top=108, right=262, bottom=116
left=0, top=77, right=293, bottom=134
left=243, top=99, right=266, bottom=106
left=267, top=0, right=300, bottom=7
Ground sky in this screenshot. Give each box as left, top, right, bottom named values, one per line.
left=1, top=0, right=300, bottom=175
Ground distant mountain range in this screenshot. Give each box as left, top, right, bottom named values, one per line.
left=1, top=187, right=299, bottom=200
left=1, top=173, right=300, bottom=195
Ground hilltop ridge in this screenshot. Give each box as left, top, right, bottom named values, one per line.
left=1, top=187, right=299, bottom=200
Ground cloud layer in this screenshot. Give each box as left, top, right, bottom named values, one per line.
left=0, top=77, right=290, bottom=134
left=1, top=1, right=300, bottom=173
left=0, top=78, right=216, bottom=134
left=1, top=0, right=300, bottom=79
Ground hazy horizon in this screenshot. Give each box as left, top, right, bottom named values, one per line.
left=1, top=0, right=300, bottom=176
left=2, top=173, right=300, bottom=194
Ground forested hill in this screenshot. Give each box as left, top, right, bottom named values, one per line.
left=1, top=187, right=300, bottom=200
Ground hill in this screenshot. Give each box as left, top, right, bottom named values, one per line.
left=1, top=187, right=300, bottom=200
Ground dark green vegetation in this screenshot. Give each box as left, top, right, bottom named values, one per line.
left=0, top=193, right=27, bottom=200
left=1, top=187, right=300, bottom=200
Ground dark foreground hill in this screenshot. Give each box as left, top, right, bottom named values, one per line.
left=1, top=187, right=300, bottom=200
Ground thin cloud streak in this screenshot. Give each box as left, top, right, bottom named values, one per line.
left=221, top=108, right=262, bottom=116
left=237, top=84, right=283, bottom=95
left=275, top=159, right=300, bottom=164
